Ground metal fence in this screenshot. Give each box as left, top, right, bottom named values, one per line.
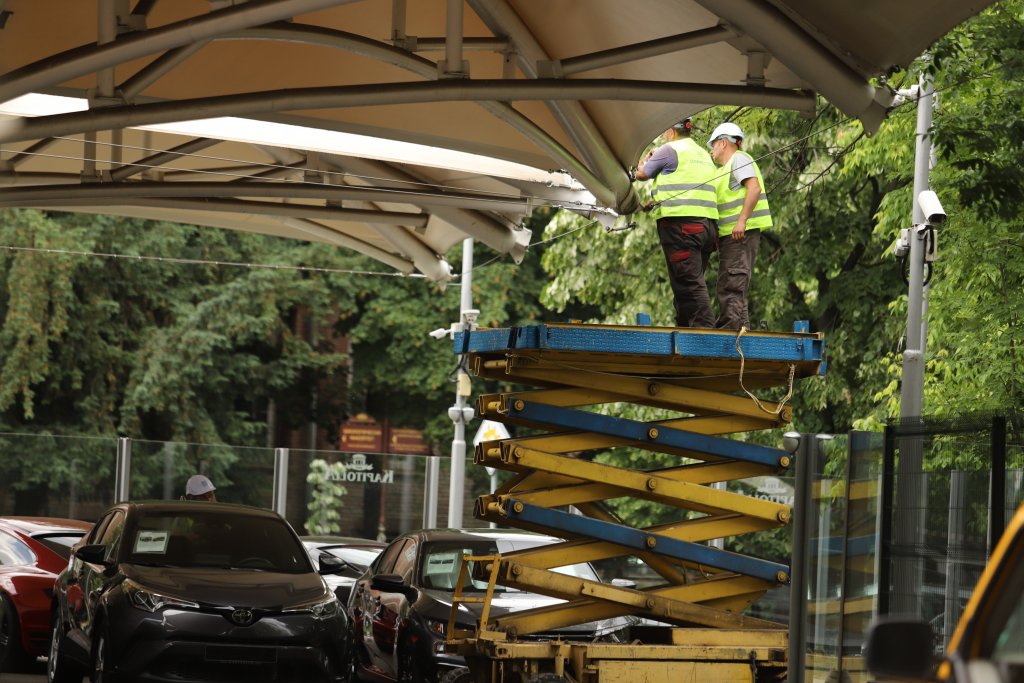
left=881, top=412, right=1024, bottom=645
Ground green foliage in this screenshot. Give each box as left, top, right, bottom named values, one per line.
left=305, top=458, right=348, bottom=535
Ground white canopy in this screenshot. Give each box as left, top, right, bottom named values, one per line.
left=0, top=0, right=995, bottom=279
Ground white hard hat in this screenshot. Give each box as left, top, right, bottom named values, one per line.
left=185, top=474, right=216, bottom=496
left=707, top=122, right=744, bottom=147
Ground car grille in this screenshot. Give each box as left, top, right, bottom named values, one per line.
left=205, top=645, right=279, bottom=664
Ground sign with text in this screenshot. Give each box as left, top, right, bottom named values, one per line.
left=339, top=418, right=384, bottom=453
left=389, top=427, right=431, bottom=455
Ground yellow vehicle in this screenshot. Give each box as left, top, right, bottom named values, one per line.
left=866, top=503, right=1024, bottom=683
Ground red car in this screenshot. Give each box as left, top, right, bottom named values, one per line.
left=0, top=517, right=92, bottom=673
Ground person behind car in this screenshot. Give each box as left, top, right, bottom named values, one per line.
left=182, top=474, right=217, bottom=502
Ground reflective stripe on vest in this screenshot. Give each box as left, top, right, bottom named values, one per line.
left=652, top=139, right=719, bottom=221
left=715, top=152, right=772, bottom=234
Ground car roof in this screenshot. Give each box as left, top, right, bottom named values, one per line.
left=301, top=535, right=385, bottom=547
left=121, top=501, right=283, bottom=518
left=409, top=528, right=563, bottom=545
left=0, top=517, right=93, bottom=535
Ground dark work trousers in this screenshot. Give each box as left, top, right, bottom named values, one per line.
left=716, top=229, right=761, bottom=330
left=656, top=216, right=716, bottom=328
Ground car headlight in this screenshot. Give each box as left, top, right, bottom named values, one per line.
left=426, top=618, right=447, bottom=638
left=122, top=579, right=199, bottom=612
left=283, top=595, right=339, bottom=620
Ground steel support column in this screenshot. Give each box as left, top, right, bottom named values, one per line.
left=115, top=436, right=132, bottom=503
left=273, top=448, right=290, bottom=517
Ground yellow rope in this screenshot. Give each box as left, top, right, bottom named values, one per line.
left=735, top=326, right=796, bottom=417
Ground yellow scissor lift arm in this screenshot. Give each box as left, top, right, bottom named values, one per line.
left=446, top=321, right=825, bottom=683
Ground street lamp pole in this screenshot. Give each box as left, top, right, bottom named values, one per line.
left=448, top=238, right=477, bottom=529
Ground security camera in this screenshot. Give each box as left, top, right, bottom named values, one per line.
left=917, top=190, right=946, bottom=225
left=428, top=327, right=449, bottom=340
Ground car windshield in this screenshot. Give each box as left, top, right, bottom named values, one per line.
left=419, top=540, right=597, bottom=593
left=126, top=511, right=311, bottom=573
left=33, top=532, right=87, bottom=560
left=305, top=544, right=382, bottom=569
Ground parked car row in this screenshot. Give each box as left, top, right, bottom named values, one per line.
left=3, top=502, right=633, bottom=682
left=0, top=517, right=92, bottom=674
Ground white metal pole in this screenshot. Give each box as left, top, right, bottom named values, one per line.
left=899, top=74, right=934, bottom=419
left=892, top=73, right=934, bottom=617
left=447, top=238, right=474, bottom=529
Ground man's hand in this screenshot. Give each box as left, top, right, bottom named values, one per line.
left=731, top=217, right=747, bottom=241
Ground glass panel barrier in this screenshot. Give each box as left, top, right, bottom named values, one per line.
left=129, top=439, right=276, bottom=509
left=0, top=431, right=118, bottom=523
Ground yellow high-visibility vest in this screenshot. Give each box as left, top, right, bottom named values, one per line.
left=651, top=139, right=719, bottom=221
left=715, top=151, right=772, bottom=236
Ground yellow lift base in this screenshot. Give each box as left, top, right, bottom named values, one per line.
left=447, top=322, right=826, bottom=683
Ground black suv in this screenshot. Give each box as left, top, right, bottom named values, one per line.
left=348, top=528, right=632, bottom=683
left=47, top=501, right=351, bottom=683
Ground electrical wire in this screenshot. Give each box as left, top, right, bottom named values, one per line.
left=0, top=244, right=425, bottom=278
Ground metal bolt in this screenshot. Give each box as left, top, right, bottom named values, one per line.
left=647, top=427, right=659, bottom=440
left=777, top=510, right=790, bottom=523
left=513, top=447, right=523, bottom=459
left=646, top=478, right=658, bottom=491
left=514, top=400, right=525, bottom=411
left=645, top=598, right=656, bottom=609
left=779, top=456, right=791, bottom=468
left=776, top=571, right=789, bottom=584
left=645, top=536, right=657, bottom=549
left=647, top=383, right=660, bottom=396
left=513, top=502, right=524, bottom=513
left=511, top=564, right=522, bottom=576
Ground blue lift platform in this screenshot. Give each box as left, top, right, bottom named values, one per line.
left=446, top=321, right=825, bottom=683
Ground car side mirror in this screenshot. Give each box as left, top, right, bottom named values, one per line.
left=865, top=618, right=937, bottom=681
left=318, top=553, right=348, bottom=575
left=611, top=578, right=637, bottom=590
left=75, top=544, right=111, bottom=567
left=372, top=573, right=418, bottom=601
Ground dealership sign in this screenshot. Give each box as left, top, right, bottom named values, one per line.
left=329, top=453, right=395, bottom=485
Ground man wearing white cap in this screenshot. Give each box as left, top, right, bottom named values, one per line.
left=707, top=122, right=773, bottom=330
left=184, top=474, right=217, bottom=502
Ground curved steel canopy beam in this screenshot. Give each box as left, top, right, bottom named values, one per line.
left=468, top=0, right=639, bottom=214
left=0, top=195, right=421, bottom=275
left=0, top=181, right=531, bottom=215
left=0, top=0, right=363, bottom=104
left=322, top=153, right=529, bottom=262
left=694, top=0, right=891, bottom=132
left=0, top=80, right=814, bottom=143
left=207, top=23, right=615, bottom=207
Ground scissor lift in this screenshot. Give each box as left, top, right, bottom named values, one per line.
left=446, top=320, right=825, bottom=683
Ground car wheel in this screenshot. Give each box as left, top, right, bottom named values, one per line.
left=0, top=592, right=35, bottom=673
left=438, top=667, right=474, bottom=683
left=47, top=613, right=83, bottom=683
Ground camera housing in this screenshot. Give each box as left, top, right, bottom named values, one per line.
left=917, top=190, right=946, bottom=225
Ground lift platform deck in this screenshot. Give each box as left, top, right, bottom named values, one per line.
left=447, top=321, right=825, bottom=683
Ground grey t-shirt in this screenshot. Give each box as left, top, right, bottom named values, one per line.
left=642, top=143, right=678, bottom=177
left=728, top=151, right=758, bottom=191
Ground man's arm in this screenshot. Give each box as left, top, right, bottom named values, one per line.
left=732, top=176, right=761, bottom=240
left=634, top=159, right=651, bottom=180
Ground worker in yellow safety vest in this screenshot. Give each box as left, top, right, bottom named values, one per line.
left=634, top=117, right=719, bottom=328
left=707, top=122, right=773, bottom=330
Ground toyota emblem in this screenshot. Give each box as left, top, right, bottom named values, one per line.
left=230, top=608, right=255, bottom=626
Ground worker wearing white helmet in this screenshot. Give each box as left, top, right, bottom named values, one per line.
left=707, top=122, right=773, bottom=330
left=634, top=117, right=719, bottom=328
